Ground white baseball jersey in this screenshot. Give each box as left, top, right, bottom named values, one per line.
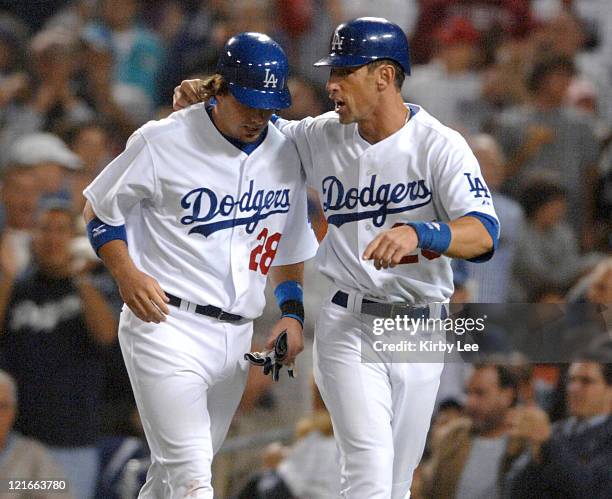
left=276, top=104, right=498, bottom=304
left=84, top=102, right=317, bottom=319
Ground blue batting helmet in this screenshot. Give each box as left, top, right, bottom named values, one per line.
left=314, top=17, right=411, bottom=75
left=216, top=32, right=291, bottom=109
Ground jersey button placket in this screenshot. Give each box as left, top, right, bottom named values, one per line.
left=231, top=165, right=251, bottom=297
left=359, top=153, right=375, bottom=264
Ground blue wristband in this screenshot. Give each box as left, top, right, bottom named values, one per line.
left=275, top=280, right=305, bottom=328
left=407, top=221, right=451, bottom=254
left=86, top=217, right=128, bottom=256
left=274, top=280, right=303, bottom=307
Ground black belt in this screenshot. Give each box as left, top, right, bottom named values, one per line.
left=332, top=291, right=442, bottom=319
left=166, top=293, right=244, bottom=322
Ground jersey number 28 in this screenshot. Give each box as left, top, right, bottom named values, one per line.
left=249, top=228, right=281, bottom=275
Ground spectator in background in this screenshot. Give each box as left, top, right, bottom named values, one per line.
left=42, top=0, right=97, bottom=34
left=237, top=379, right=341, bottom=499
left=0, top=27, right=93, bottom=163
left=0, top=370, right=72, bottom=499
left=533, top=9, right=612, bottom=125
left=422, top=364, right=522, bottom=499
left=512, top=179, right=582, bottom=301
left=224, top=0, right=273, bottom=39
left=409, top=0, right=533, bottom=65
left=415, top=399, right=464, bottom=499
left=459, top=30, right=543, bottom=134
left=569, top=0, right=612, bottom=122
left=404, top=16, right=482, bottom=130
left=465, top=135, right=524, bottom=303
left=511, top=273, right=608, bottom=365
left=565, top=77, right=609, bottom=139
left=0, top=16, right=25, bottom=77
left=63, top=122, right=114, bottom=213
left=506, top=356, right=556, bottom=415
left=492, top=55, right=600, bottom=241
left=566, top=257, right=612, bottom=304
left=506, top=356, right=612, bottom=498
left=8, top=132, right=83, bottom=201
left=568, top=0, right=612, bottom=64
left=327, top=0, right=419, bottom=39
left=78, top=42, right=138, bottom=142
left=0, top=21, right=27, bottom=110
left=0, top=201, right=117, bottom=499
left=583, top=258, right=612, bottom=304
left=429, top=399, right=464, bottom=447
left=0, top=0, right=68, bottom=31
left=591, top=136, right=612, bottom=250
left=65, top=121, right=114, bottom=173
left=153, top=1, right=219, bottom=104
left=83, top=0, right=163, bottom=123
left=27, top=27, right=93, bottom=130
left=0, top=165, right=39, bottom=275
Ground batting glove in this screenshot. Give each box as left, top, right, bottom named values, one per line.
left=244, top=330, right=295, bottom=381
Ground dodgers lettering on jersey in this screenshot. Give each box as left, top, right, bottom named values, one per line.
left=180, top=181, right=291, bottom=236
left=275, top=105, right=498, bottom=304
left=84, top=103, right=318, bottom=318
left=322, top=174, right=432, bottom=227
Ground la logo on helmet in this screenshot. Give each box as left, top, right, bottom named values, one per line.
left=331, top=33, right=343, bottom=51
left=263, top=68, right=278, bottom=88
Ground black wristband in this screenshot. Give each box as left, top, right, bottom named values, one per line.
left=280, top=300, right=305, bottom=328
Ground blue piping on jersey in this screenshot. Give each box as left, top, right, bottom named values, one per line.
left=407, top=103, right=420, bottom=116
left=463, top=211, right=499, bottom=263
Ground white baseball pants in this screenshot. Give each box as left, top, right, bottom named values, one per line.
left=313, top=291, right=443, bottom=499
left=118, top=306, right=252, bottom=499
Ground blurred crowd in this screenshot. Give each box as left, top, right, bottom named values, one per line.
left=0, top=0, right=610, bottom=498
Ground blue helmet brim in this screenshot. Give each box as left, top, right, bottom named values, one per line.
left=313, top=54, right=376, bottom=68
left=314, top=54, right=411, bottom=75
left=228, top=82, right=291, bottom=109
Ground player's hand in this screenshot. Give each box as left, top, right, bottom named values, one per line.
left=266, top=316, right=304, bottom=366
left=362, top=225, right=419, bottom=270
left=245, top=329, right=299, bottom=381
left=115, top=267, right=170, bottom=323
left=173, top=79, right=205, bottom=111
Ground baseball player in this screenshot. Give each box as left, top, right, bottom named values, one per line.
left=83, top=33, right=318, bottom=498
left=174, top=18, right=499, bottom=499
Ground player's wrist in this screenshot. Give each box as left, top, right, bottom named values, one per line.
left=280, top=311, right=305, bottom=330
left=406, top=221, right=451, bottom=254
left=274, top=280, right=305, bottom=328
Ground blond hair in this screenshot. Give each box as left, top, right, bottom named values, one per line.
left=198, top=74, right=229, bottom=102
